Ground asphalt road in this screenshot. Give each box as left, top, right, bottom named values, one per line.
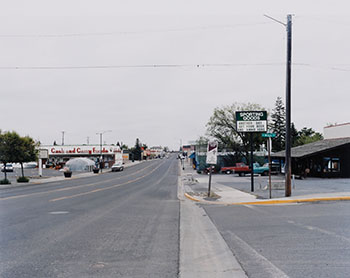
left=203, top=201, right=350, bottom=278
left=0, top=157, right=180, bottom=278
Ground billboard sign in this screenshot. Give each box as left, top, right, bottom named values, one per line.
left=236, top=111, right=267, bottom=132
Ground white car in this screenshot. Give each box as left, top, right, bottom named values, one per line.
left=111, top=162, right=124, bottom=172
left=1, top=163, right=14, bottom=172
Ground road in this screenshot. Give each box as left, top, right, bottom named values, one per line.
left=0, top=157, right=180, bottom=278
left=204, top=201, right=350, bottom=278
left=1, top=156, right=350, bottom=278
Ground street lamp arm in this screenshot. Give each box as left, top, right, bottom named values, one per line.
left=263, top=14, right=287, bottom=27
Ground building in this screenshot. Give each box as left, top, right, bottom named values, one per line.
left=272, top=123, right=350, bottom=178
left=40, top=144, right=123, bottom=168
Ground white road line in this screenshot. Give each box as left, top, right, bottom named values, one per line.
left=226, top=230, right=290, bottom=278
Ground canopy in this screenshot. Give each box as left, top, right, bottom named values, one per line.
left=65, top=157, right=95, bottom=171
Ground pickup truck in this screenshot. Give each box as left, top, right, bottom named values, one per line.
left=221, top=162, right=270, bottom=176
left=221, top=163, right=251, bottom=176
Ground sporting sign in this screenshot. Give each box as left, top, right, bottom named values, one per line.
left=236, top=111, right=267, bottom=132
left=206, top=140, right=218, bottom=165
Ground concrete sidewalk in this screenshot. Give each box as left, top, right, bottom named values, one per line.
left=180, top=159, right=350, bottom=205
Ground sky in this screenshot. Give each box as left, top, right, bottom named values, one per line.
left=1, top=0, right=349, bottom=150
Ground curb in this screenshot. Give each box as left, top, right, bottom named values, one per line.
left=184, top=192, right=350, bottom=206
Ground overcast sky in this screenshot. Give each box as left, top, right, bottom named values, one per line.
left=1, top=1, right=349, bottom=150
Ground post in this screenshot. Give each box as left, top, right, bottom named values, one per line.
left=285, top=14, right=292, bottom=197
left=250, top=133, right=254, bottom=192
left=61, top=131, right=65, bottom=145
left=100, top=133, right=103, bottom=173
left=208, top=165, right=212, bottom=197
left=38, top=158, right=43, bottom=177
left=268, top=137, right=272, bottom=199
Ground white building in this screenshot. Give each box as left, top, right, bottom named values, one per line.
left=324, top=122, right=350, bottom=139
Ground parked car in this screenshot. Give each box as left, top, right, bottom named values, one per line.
left=1, top=163, right=14, bottom=172
left=253, top=163, right=269, bottom=176
left=111, top=162, right=124, bottom=172
left=221, top=163, right=251, bottom=176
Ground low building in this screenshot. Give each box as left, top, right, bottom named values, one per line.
left=40, top=145, right=123, bottom=168
left=271, top=137, right=350, bottom=178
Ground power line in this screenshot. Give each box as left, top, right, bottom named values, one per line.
left=0, top=63, right=287, bottom=70
left=0, top=22, right=272, bottom=38
left=0, top=63, right=349, bottom=72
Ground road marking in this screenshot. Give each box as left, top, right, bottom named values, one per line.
left=288, top=221, right=350, bottom=243
left=226, top=230, right=290, bottom=278
left=49, top=211, right=69, bottom=215
left=49, top=160, right=166, bottom=202
left=0, top=161, right=159, bottom=201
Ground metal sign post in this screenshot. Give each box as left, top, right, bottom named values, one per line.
left=236, top=111, right=268, bottom=193
left=262, top=133, right=276, bottom=199
left=206, top=141, right=218, bottom=197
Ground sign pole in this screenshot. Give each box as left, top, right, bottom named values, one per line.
left=268, top=137, right=272, bottom=199
left=250, top=133, right=254, bottom=192
left=208, top=165, right=212, bottom=197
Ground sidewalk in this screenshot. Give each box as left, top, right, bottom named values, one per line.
left=0, top=161, right=142, bottom=189
left=180, top=159, right=350, bottom=205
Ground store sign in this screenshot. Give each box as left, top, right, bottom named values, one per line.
left=236, top=111, right=267, bottom=132
left=206, top=141, right=218, bottom=165
left=46, top=145, right=121, bottom=156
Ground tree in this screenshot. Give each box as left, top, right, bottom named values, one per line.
left=270, top=97, right=286, bottom=152
left=131, top=138, right=142, bottom=161
left=295, top=127, right=323, bottom=146
left=206, top=102, right=267, bottom=163
left=17, top=136, right=38, bottom=178
left=0, top=131, right=38, bottom=180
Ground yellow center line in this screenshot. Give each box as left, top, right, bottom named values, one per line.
left=0, top=161, right=161, bottom=201
left=49, top=161, right=164, bottom=202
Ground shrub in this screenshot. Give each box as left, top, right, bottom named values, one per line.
left=0, top=179, right=11, bottom=184
left=17, top=176, right=29, bottom=183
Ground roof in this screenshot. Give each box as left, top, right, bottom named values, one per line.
left=271, top=137, right=350, bottom=158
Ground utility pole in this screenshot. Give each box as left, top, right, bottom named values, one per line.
left=285, top=14, right=292, bottom=197
left=264, top=14, right=293, bottom=197
left=87, top=136, right=90, bottom=145
left=61, top=131, right=65, bottom=145
left=96, top=130, right=112, bottom=173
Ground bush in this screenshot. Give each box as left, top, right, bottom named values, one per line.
left=0, top=179, right=11, bottom=184
left=17, top=176, right=29, bottom=183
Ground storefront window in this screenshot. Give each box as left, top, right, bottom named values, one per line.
left=323, top=157, right=340, bottom=173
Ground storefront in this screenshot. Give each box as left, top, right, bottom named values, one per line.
left=41, top=145, right=123, bottom=169
left=271, top=137, right=350, bottom=178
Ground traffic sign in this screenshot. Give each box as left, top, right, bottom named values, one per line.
left=206, top=140, right=218, bottom=165
left=262, top=133, right=276, bottom=138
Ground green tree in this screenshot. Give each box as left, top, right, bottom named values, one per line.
left=206, top=102, right=266, bottom=163
left=131, top=138, right=142, bottom=161
left=0, top=131, right=38, bottom=180
left=17, top=136, right=38, bottom=178
left=295, top=127, right=323, bottom=146
left=270, top=97, right=286, bottom=152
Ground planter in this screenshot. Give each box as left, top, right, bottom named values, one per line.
left=93, top=168, right=100, bottom=174
left=64, top=171, right=72, bottom=178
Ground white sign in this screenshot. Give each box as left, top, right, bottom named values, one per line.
left=38, top=149, right=48, bottom=159
left=206, top=141, right=218, bottom=164
left=237, top=121, right=267, bottom=132
left=42, top=145, right=122, bottom=156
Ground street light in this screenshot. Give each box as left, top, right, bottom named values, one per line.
left=96, top=130, right=112, bottom=173
left=264, top=14, right=293, bottom=197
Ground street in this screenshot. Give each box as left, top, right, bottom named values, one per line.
left=0, top=158, right=180, bottom=278
left=1, top=157, right=350, bottom=277
left=203, top=202, right=350, bottom=278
